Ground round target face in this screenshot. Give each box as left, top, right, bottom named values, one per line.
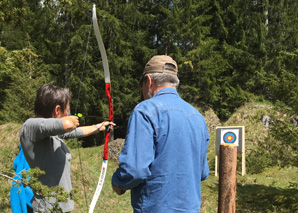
left=223, top=132, right=237, bottom=143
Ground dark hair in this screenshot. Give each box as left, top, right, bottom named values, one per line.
left=34, top=84, right=72, bottom=118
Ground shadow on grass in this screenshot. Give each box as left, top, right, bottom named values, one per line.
left=237, top=184, right=298, bottom=212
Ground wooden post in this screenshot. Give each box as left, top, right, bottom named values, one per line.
left=218, top=143, right=237, bottom=213
left=215, top=152, right=219, bottom=176
left=241, top=126, right=246, bottom=176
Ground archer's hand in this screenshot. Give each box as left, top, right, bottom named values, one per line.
left=63, top=116, right=79, bottom=132
left=96, top=121, right=116, bottom=132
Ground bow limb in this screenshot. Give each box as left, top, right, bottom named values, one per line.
left=89, top=4, right=113, bottom=213
left=92, top=5, right=110, bottom=84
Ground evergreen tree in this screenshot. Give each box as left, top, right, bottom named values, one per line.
left=0, top=47, right=52, bottom=123
left=0, top=0, right=297, bottom=134
left=264, top=0, right=298, bottom=113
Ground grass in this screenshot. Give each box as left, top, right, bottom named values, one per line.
left=35, top=147, right=298, bottom=213
left=70, top=146, right=132, bottom=212
left=236, top=167, right=298, bottom=212
left=1, top=101, right=298, bottom=213
left=0, top=123, right=22, bottom=213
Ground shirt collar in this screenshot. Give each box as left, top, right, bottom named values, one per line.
left=153, top=87, right=178, bottom=97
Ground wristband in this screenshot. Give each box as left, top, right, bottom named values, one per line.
left=95, top=124, right=101, bottom=133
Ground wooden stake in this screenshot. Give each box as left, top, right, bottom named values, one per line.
left=218, top=143, right=237, bottom=213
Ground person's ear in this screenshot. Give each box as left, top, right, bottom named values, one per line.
left=53, top=105, right=61, bottom=118
left=147, top=75, right=153, bottom=87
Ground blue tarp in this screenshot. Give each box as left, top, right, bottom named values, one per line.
left=10, top=145, right=34, bottom=213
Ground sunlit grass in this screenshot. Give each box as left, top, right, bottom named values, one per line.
left=1, top=106, right=297, bottom=213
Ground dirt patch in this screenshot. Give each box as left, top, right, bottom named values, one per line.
left=108, top=138, right=125, bottom=163
left=203, top=108, right=222, bottom=134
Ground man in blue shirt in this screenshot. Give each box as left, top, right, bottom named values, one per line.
left=112, top=55, right=209, bottom=212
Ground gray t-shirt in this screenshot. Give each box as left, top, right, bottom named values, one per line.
left=20, top=118, right=83, bottom=212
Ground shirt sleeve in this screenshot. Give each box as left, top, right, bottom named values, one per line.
left=21, top=118, right=66, bottom=142
left=112, top=109, right=155, bottom=191
left=60, top=128, right=84, bottom=139
left=201, top=122, right=209, bottom=181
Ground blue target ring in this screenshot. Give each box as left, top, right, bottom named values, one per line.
left=223, top=132, right=237, bottom=143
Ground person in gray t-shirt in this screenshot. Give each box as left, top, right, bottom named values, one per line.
left=20, top=84, right=115, bottom=212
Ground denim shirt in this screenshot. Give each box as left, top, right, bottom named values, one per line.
left=112, top=87, right=209, bottom=212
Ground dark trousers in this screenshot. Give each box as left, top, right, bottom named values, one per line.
left=27, top=205, right=33, bottom=213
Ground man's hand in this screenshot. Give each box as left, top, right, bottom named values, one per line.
left=112, top=186, right=126, bottom=195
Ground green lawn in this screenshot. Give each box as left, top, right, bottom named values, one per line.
left=1, top=120, right=297, bottom=213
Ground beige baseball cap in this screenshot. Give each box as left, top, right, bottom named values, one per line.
left=139, top=55, right=178, bottom=85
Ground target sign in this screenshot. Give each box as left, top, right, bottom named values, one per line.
left=223, top=132, right=237, bottom=143
left=220, top=129, right=239, bottom=146
left=216, top=127, right=244, bottom=152
left=215, top=126, right=246, bottom=176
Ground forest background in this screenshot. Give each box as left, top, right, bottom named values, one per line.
left=0, top=0, right=297, bottom=144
